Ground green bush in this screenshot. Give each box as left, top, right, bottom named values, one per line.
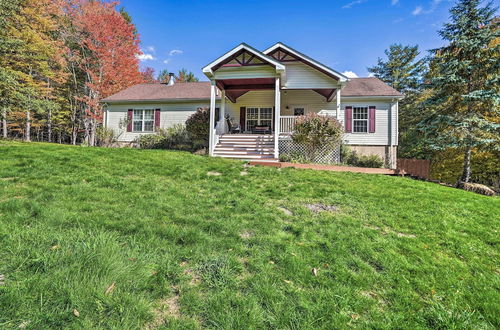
left=341, top=145, right=384, bottom=168
left=185, top=107, right=210, bottom=148
left=292, top=113, right=343, bottom=162
left=158, top=124, right=192, bottom=151
left=135, top=134, right=166, bottom=149
left=279, top=152, right=310, bottom=164
left=96, top=127, right=118, bottom=147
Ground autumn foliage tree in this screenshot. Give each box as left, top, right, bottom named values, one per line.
left=68, top=0, right=143, bottom=145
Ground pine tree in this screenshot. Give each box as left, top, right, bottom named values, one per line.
left=175, top=68, right=199, bottom=83
left=419, top=0, right=499, bottom=183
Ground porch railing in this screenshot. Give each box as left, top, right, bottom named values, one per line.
left=280, top=116, right=297, bottom=134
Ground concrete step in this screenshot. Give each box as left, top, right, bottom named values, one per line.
left=215, top=153, right=275, bottom=159
left=215, top=147, right=275, bottom=152
left=214, top=150, right=275, bottom=156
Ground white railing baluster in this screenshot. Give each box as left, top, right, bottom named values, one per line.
left=279, top=116, right=297, bottom=134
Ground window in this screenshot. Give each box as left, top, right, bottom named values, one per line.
left=133, top=109, right=154, bottom=132
left=246, top=107, right=273, bottom=132
left=353, top=107, right=368, bottom=133
left=294, top=107, right=305, bottom=116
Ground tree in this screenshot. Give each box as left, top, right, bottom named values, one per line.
left=367, top=44, right=427, bottom=156
left=141, top=67, right=157, bottom=83
left=419, top=0, right=499, bottom=183
left=69, top=0, right=143, bottom=145
left=157, top=69, right=171, bottom=84
left=185, top=107, right=210, bottom=149
left=175, top=68, right=199, bottom=83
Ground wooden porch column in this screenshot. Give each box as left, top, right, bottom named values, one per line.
left=221, top=90, right=226, bottom=133
left=209, top=80, right=216, bottom=156
left=274, top=77, right=280, bottom=159
left=336, top=88, right=341, bottom=118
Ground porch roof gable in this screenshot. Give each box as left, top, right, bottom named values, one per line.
left=263, top=42, right=349, bottom=83
left=202, top=43, right=285, bottom=79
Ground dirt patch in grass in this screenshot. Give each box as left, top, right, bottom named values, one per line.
left=304, top=203, right=338, bottom=213
left=207, top=171, right=221, bottom=176
left=240, top=171, right=248, bottom=176
left=277, top=207, right=293, bottom=216
left=145, top=291, right=181, bottom=329
left=180, top=262, right=201, bottom=286
left=0, top=274, right=4, bottom=285
left=239, top=231, right=253, bottom=239
left=0, top=177, right=16, bottom=181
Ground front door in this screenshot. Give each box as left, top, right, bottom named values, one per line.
left=246, top=107, right=273, bottom=132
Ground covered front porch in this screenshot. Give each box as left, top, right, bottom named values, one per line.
left=202, top=43, right=346, bottom=159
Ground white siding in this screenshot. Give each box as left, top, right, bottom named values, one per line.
left=213, top=65, right=277, bottom=80
left=106, top=101, right=216, bottom=142
left=283, top=61, right=340, bottom=89
left=223, top=92, right=396, bottom=146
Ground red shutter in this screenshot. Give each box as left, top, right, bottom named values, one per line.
left=240, top=107, right=246, bottom=131
left=154, top=108, right=160, bottom=130
left=345, top=106, right=352, bottom=133
left=369, top=106, right=376, bottom=133
left=127, top=109, right=133, bottom=132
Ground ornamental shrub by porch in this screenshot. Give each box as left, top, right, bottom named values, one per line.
left=292, top=113, right=343, bottom=161
left=186, top=107, right=210, bottom=148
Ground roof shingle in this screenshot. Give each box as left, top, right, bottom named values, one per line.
left=102, top=77, right=402, bottom=102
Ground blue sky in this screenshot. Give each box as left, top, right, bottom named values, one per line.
left=121, top=0, right=460, bottom=80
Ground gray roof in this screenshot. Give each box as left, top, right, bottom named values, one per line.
left=102, top=78, right=402, bottom=103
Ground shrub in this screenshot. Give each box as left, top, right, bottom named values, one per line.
left=135, top=134, right=165, bottom=149
left=185, top=107, right=210, bottom=148
left=96, top=127, right=118, bottom=147
left=292, top=113, right=343, bottom=161
left=341, top=145, right=384, bottom=168
left=158, top=124, right=192, bottom=151
left=279, top=152, right=310, bottom=164
left=456, top=182, right=496, bottom=196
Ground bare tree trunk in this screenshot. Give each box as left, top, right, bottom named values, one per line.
left=2, top=107, right=7, bottom=139
left=89, top=118, right=96, bottom=146
left=460, top=145, right=472, bottom=183
left=25, top=110, right=31, bottom=142
left=47, top=107, right=52, bottom=142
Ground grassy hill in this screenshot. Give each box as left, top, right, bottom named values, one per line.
left=0, top=141, right=498, bottom=329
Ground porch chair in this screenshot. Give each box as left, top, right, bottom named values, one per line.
left=226, top=117, right=241, bottom=134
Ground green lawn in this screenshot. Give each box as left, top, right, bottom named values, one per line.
left=0, top=141, right=498, bottom=329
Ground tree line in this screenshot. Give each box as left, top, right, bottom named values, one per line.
left=368, top=0, right=498, bottom=186
left=0, top=0, right=200, bottom=145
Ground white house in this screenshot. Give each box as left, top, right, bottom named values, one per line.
left=102, top=42, right=403, bottom=168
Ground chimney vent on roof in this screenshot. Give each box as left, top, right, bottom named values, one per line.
left=167, top=73, right=175, bottom=86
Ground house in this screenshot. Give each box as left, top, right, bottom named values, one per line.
left=102, top=42, right=403, bottom=168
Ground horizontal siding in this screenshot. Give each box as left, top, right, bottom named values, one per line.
left=284, top=62, right=339, bottom=89
left=213, top=65, right=277, bottom=80
left=107, top=102, right=214, bottom=142
left=338, top=100, right=391, bottom=145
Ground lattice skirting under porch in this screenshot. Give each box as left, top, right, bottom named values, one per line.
left=278, top=139, right=341, bottom=164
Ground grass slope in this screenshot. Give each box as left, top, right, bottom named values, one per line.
left=0, top=141, right=498, bottom=329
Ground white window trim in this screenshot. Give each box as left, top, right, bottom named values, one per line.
left=245, top=106, right=273, bottom=132
left=132, top=109, right=155, bottom=133
left=352, top=106, right=369, bottom=134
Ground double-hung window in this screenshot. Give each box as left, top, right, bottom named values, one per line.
left=133, top=109, right=155, bottom=132
left=353, top=107, right=368, bottom=133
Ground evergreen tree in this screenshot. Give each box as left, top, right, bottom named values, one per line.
left=419, top=0, right=499, bottom=183
left=175, top=68, right=199, bottom=83
left=368, top=44, right=427, bottom=157
left=157, top=69, right=171, bottom=84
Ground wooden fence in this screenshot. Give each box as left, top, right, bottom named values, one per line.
left=396, top=158, right=431, bottom=179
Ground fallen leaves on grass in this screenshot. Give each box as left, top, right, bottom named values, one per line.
left=105, top=282, right=116, bottom=295
left=239, top=231, right=253, bottom=239
left=365, top=225, right=416, bottom=238
left=145, top=292, right=181, bottom=329
left=0, top=274, right=4, bottom=285
left=73, top=309, right=80, bottom=317
left=50, top=245, right=59, bottom=250
left=312, top=268, right=318, bottom=276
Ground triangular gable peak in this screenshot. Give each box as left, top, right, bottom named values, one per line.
left=263, top=42, right=348, bottom=83
left=202, top=43, right=285, bottom=78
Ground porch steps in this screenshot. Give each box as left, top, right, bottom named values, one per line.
left=214, top=134, right=276, bottom=160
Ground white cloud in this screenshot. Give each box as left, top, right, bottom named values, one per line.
left=169, top=49, right=183, bottom=56
left=146, top=46, right=155, bottom=53
left=391, top=0, right=399, bottom=5
left=136, top=53, right=155, bottom=61
left=342, top=0, right=366, bottom=9
left=342, top=71, right=359, bottom=78
left=368, top=73, right=376, bottom=77
left=412, top=6, right=423, bottom=15
left=163, top=59, right=171, bottom=64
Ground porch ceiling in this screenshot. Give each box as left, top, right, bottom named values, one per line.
left=216, top=78, right=275, bottom=103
